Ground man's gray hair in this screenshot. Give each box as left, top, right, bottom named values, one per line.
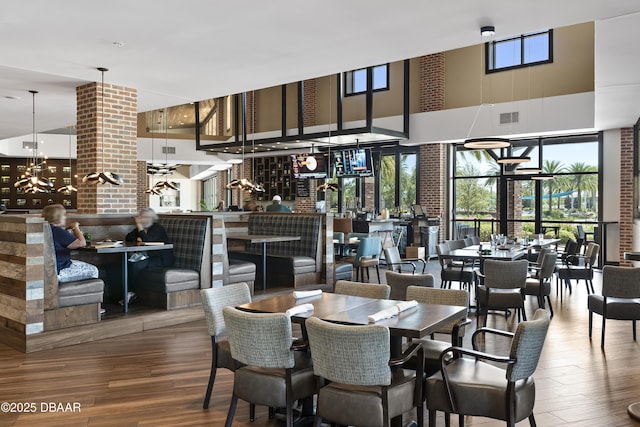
left=139, top=208, right=158, bottom=221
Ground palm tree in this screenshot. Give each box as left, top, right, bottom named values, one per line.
left=542, top=160, right=566, bottom=213
left=567, top=162, right=597, bottom=210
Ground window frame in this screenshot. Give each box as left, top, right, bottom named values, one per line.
left=485, top=29, right=553, bottom=74
left=344, top=64, right=390, bottom=97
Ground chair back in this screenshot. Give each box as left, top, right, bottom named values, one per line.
left=334, top=217, right=353, bottom=235
left=436, top=243, right=452, bottom=268
left=200, top=283, right=252, bottom=337
left=576, top=225, right=586, bottom=240
left=484, top=259, right=528, bottom=290
left=538, top=252, right=557, bottom=280
left=445, top=239, right=466, bottom=250
left=306, top=317, right=391, bottom=386
left=584, top=242, right=600, bottom=267
left=222, top=306, right=294, bottom=369
left=385, top=271, right=434, bottom=300
left=534, top=248, right=551, bottom=265
left=470, top=235, right=481, bottom=245
left=602, top=266, right=640, bottom=299
left=383, top=247, right=402, bottom=272
left=463, top=237, right=474, bottom=247
left=355, top=236, right=381, bottom=265
left=507, top=309, right=551, bottom=381
left=406, top=286, right=468, bottom=334
left=335, top=280, right=391, bottom=299
left=333, top=231, right=345, bottom=244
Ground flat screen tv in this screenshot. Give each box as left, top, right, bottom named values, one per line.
left=291, top=153, right=327, bottom=179
left=334, top=148, right=374, bottom=177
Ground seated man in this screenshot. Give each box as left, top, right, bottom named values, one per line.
left=266, top=195, right=292, bottom=212
left=42, top=204, right=99, bottom=283
left=125, top=208, right=174, bottom=302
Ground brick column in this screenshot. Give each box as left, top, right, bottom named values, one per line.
left=303, top=79, right=316, bottom=127
left=419, top=53, right=445, bottom=112
left=136, top=161, right=148, bottom=212
left=76, top=81, right=137, bottom=214
left=507, top=180, right=523, bottom=237
left=620, top=128, right=634, bottom=266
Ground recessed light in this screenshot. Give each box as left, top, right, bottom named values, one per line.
left=113, top=41, right=125, bottom=48
left=179, top=122, right=184, bottom=125
left=277, top=142, right=281, bottom=145
left=183, top=115, right=188, bottom=118
left=4, top=95, right=20, bottom=100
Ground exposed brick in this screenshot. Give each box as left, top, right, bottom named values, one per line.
left=620, top=128, right=634, bottom=265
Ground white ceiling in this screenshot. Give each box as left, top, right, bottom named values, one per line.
left=1, top=0, right=639, bottom=141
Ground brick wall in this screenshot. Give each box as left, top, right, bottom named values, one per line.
left=419, top=53, right=446, bottom=112
left=419, top=144, right=446, bottom=242
left=363, top=179, right=375, bottom=212
left=507, top=180, right=523, bottom=237
left=76, top=82, right=138, bottom=214
left=620, top=127, right=634, bottom=266
left=303, top=79, right=316, bottom=127
left=136, top=161, right=148, bottom=213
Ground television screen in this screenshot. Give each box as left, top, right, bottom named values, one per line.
left=291, top=153, right=327, bottom=179
left=335, top=148, right=374, bottom=177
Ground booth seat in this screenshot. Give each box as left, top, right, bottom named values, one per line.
left=43, top=223, right=104, bottom=331
left=219, top=222, right=256, bottom=294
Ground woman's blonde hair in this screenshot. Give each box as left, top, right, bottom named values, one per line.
left=42, top=204, right=66, bottom=225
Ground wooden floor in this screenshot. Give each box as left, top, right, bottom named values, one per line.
left=2, top=264, right=640, bottom=426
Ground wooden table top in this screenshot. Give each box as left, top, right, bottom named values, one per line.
left=226, top=234, right=301, bottom=244
left=78, top=242, right=173, bottom=253
left=237, top=292, right=466, bottom=339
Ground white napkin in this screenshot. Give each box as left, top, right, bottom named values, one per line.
left=285, top=303, right=314, bottom=317
left=367, top=307, right=400, bottom=323
left=293, top=289, right=322, bottom=299
left=368, top=300, right=419, bottom=323
left=395, top=300, right=418, bottom=313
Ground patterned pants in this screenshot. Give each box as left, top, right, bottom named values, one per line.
left=58, top=260, right=99, bottom=283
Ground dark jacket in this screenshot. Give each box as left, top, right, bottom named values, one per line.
left=125, top=222, right=174, bottom=267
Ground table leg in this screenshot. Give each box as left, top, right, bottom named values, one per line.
left=122, top=252, right=129, bottom=313
left=262, top=241, right=267, bottom=292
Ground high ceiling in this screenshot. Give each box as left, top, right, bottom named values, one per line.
left=1, top=0, right=639, bottom=141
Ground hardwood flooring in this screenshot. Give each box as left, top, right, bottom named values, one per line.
left=1, top=264, right=640, bottom=426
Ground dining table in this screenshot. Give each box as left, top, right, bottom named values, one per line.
left=226, top=234, right=301, bottom=291
left=78, top=242, right=173, bottom=313
left=237, top=291, right=466, bottom=427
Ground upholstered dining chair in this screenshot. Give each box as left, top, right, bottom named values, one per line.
left=405, top=286, right=470, bottom=376
left=306, top=317, right=424, bottom=427
left=199, top=282, right=252, bottom=409
left=343, top=236, right=382, bottom=282
left=557, top=242, right=600, bottom=296
left=385, top=271, right=434, bottom=301
left=425, top=309, right=551, bottom=427
left=222, top=307, right=315, bottom=427
left=588, top=265, right=640, bottom=347
left=383, top=246, right=426, bottom=274
left=524, top=252, right=558, bottom=317
left=436, top=243, right=477, bottom=291
left=334, top=280, right=391, bottom=299
left=476, top=259, right=529, bottom=328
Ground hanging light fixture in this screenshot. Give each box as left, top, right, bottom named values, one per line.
left=14, top=90, right=53, bottom=194
left=514, top=167, right=543, bottom=174
left=82, top=67, right=123, bottom=185
left=531, top=174, right=554, bottom=181
left=497, top=155, right=531, bottom=164
left=248, top=90, right=265, bottom=194
left=317, top=75, right=339, bottom=193
left=56, top=127, right=78, bottom=194
left=463, top=25, right=511, bottom=150
left=226, top=92, right=258, bottom=193
left=144, top=110, right=163, bottom=195
left=153, top=108, right=179, bottom=191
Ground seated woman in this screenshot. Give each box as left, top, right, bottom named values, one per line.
left=42, top=204, right=99, bottom=283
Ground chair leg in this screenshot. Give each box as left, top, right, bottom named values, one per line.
left=428, top=410, right=436, bottom=427
left=224, top=394, right=239, bottom=427
left=249, top=404, right=255, bottom=422
left=634, top=320, right=637, bottom=341
left=601, top=316, right=606, bottom=347
left=529, top=413, right=537, bottom=427
left=546, top=295, right=554, bottom=317
left=589, top=280, right=595, bottom=294
left=459, top=414, right=465, bottom=427
left=588, top=310, right=593, bottom=338
left=521, top=306, right=527, bottom=321
left=444, top=412, right=450, bottom=427
left=417, top=400, right=424, bottom=427
left=202, top=364, right=217, bottom=409
left=376, top=265, right=380, bottom=283
left=269, top=407, right=275, bottom=418
left=313, top=415, right=323, bottom=427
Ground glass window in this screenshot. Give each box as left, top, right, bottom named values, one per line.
left=399, top=153, right=417, bottom=212
left=342, top=178, right=357, bottom=211
left=487, top=30, right=552, bottom=73
left=345, top=64, right=389, bottom=96
left=380, top=155, right=396, bottom=210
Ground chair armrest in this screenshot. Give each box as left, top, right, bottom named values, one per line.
left=472, top=327, right=514, bottom=350
left=385, top=261, right=417, bottom=273
left=389, top=341, right=423, bottom=367
left=451, top=318, right=472, bottom=346
left=290, top=339, right=309, bottom=351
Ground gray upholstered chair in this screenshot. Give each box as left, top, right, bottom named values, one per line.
left=406, top=286, right=470, bottom=376
left=306, top=317, right=424, bottom=427
left=527, top=247, right=551, bottom=278
left=383, top=246, right=426, bottom=274
left=200, top=283, right=252, bottom=409
left=557, top=242, right=599, bottom=295
left=588, top=266, right=640, bottom=347
left=385, top=271, right=434, bottom=301
left=476, top=259, right=529, bottom=328
left=436, top=243, right=477, bottom=291
left=222, top=307, right=315, bottom=427
left=524, top=252, right=558, bottom=317
left=445, top=239, right=466, bottom=250
left=425, top=309, right=551, bottom=427
left=334, top=280, right=391, bottom=299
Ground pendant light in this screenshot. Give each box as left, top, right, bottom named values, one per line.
left=82, top=67, right=123, bottom=185
left=56, top=127, right=78, bottom=193
left=317, top=74, right=339, bottom=193
left=153, top=108, right=179, bottom=191
left=248, top=90, right=265, bottom=194
left=226, top=92, right=258, bottom=193
left=14, top=90, right=53, bottom=194
left=463, top=26, right=511, bottom=150
left=145, top=110, right=163, bottom=195
left=496, top=155, right=531, bottom=164
left=514, top=167, right=542, bottom=174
